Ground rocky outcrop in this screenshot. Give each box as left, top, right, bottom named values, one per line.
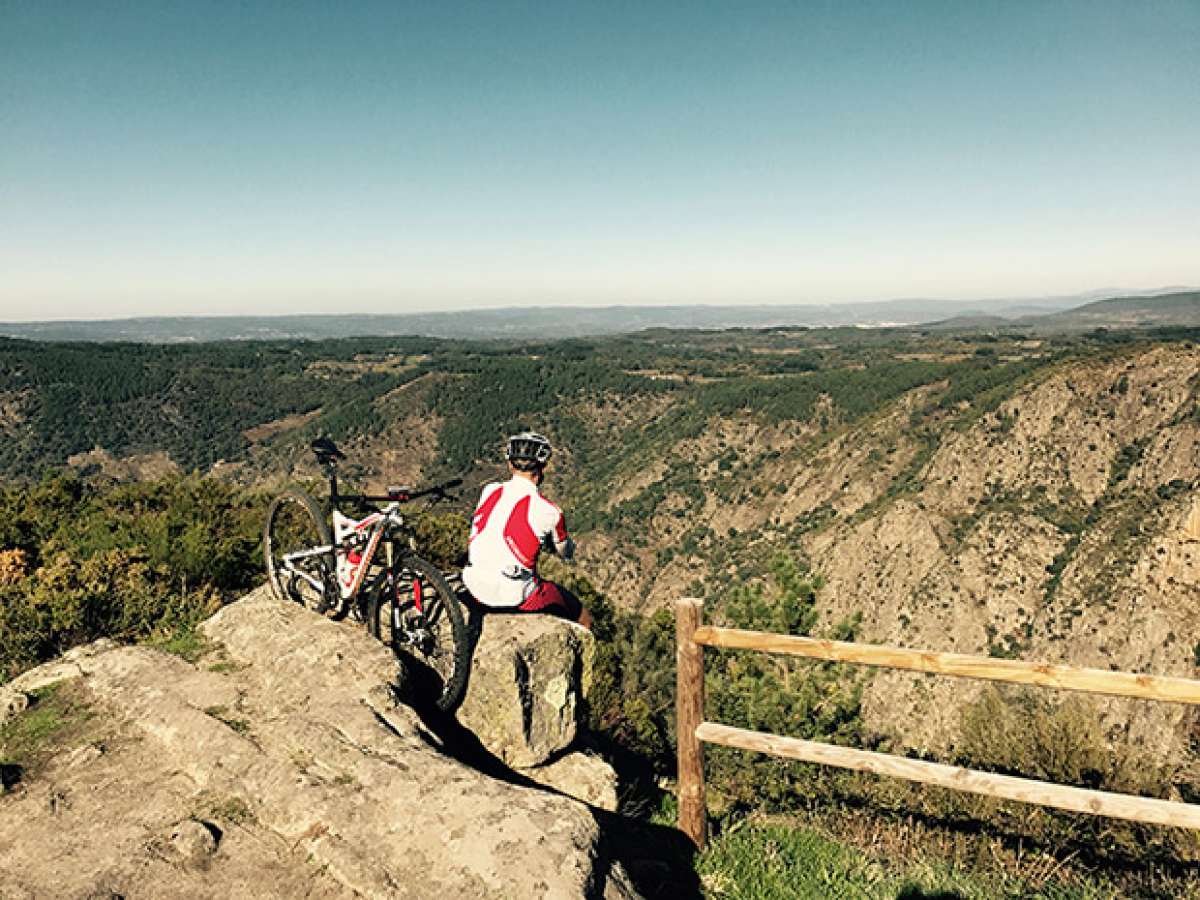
left=459, top=615, right=594, bottom=768
left=0, top=638, right=121, bottom=725
left=0, top=589, right=641, bottom=899
left=458, top=614, right=618, bottom=810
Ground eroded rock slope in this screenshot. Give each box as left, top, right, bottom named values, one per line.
left=0, top=589, right=639, bottom=899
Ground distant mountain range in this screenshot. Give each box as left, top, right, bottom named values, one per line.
left=928, top=290, right=1200, bottom=334
left=0, top=288, right=1195, bottom=343
left=1024, top=290, right=1200, bottom=332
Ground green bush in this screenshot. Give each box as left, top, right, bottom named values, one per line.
left=0, top=473, right=265, bottom=683
left=576, top=553, right=864, bottom=818
left=409, top=510, right=469, bottom=571
left=0, top=548, right=221, bottom=681
left=953, top=687, right=1194, bottom=863
left=958, top=688, right=1113, bottom=786
left=706, top=556, right=863, bottom=813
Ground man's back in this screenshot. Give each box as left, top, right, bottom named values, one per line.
left=462, top=476, right=570, bottom=608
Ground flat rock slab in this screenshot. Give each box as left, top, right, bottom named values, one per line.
left=0, top=639, right=121, bottom=727
left=520, top=751, right=619, bottom=812
left=0, top=588, right=638, bottom=899
left=458, top=615, right=595, bottom=768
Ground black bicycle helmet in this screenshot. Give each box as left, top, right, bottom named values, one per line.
left=506, top=431, right=553, bottom=469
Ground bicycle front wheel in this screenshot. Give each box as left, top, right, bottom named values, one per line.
left=264, top=489, right=335, bottom=614
left=373, top=554, right=470, bottom=712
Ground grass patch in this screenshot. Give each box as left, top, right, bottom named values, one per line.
left=202, top=705, right=251, bottom=736
left=145, top=625, right=212, bottom=664
left=0, top=680, right=94, bottom=792
left=204, top=642, right=244, bottom=675
left=698, top=818, right=1115, bottom=899
left=193, top=791, right=256, bottom=825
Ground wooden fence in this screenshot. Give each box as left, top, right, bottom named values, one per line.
left=675, top=597, right=1200, bottom=848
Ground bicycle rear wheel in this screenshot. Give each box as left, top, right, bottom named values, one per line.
left=264, top=489, right=335, bottom=613
left=371, top=554, right=470, bottom=712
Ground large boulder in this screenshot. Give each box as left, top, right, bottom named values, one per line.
left=457, top=615, right=594, bottom=768
left=0, top=588, right=639, bottom=899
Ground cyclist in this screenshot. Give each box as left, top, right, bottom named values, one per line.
left=461, top=431, right=593, bottom=630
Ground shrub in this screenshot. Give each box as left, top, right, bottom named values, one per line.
left=958, top=687, right=1112, bottom=786
left=705, top=557, right=862, bottom=813
left=954, top=686, right=1191, bottom=863
left=409, top=510, right=469, bottom=571
left=0, top=473, right=264, bottom=683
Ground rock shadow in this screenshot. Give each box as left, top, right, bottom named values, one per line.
left=897, top=889, right=967, bottom=900
left=0, top=762, right=22, bottom=791
left=590, top=806, right=703, bottom=900
left=396, top=647, right=701, bottom=899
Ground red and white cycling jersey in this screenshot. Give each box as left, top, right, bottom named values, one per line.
left=462, top=476, right=573, bottom=608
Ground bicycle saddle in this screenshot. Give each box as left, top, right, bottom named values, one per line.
left=311, top=437, right=346, bottom=465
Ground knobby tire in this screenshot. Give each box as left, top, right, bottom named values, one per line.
left=263, top=489, right=335, bottom=614
left=370, top=554, right=470, bottom=712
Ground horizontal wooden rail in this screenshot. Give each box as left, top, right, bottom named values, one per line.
left=693, top=625, right=1200, bottom=705
left=697, top=722, right=1200, bottom=831
left=675, top=598, right=1200, bottom=848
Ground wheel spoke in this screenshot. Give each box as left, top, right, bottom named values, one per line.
left=423, top=597, right=445, bottom=627
left=265, top=490, right=334, bottom=613
left=372, top=555, right=469, bottom=711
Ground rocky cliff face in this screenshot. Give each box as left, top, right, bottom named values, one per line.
left=570, top=343, right=1200, bottom=761
left=237, top=340, right=1198, bottom=766
left=807, top=346, right=1200, bottom=757
left=0, top=590, right=669, bottom=899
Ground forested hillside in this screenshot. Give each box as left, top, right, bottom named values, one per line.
left=0, top=325, right=1102, bottom=479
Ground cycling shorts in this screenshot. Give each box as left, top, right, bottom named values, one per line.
left=515, top=579, right=584, bottom=622
left=466, top=578, right=583, bottom=623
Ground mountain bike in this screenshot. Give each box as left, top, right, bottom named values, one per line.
left=263, top=437, right=470, bottom=711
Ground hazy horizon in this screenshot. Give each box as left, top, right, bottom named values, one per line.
left=4, top=2, right=1198, bottom=320
left=5, top=285, right=1196, bottom=326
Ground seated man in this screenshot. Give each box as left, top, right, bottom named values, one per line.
left=461, top=431, right=593, bottom=630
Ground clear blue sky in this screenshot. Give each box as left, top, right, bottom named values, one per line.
left=2, top=1, right=1198, bottom=320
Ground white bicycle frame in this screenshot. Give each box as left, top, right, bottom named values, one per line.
left=282, top=502, right=407, bottom=602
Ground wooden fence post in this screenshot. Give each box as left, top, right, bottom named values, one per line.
left=676, top=597, right=707, bottom=848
